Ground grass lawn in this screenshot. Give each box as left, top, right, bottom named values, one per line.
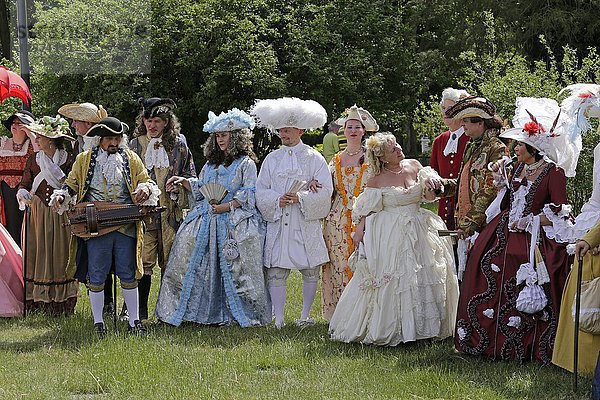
left=0, top=270, right=591, bottom=400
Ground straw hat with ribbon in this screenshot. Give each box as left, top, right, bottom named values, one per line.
left=58, top=103, right=108, bottom=123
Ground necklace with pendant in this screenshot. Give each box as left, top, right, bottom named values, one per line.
left=524, top=159, right=545, bottom=177
left=344, top=148, right=363, bottom=157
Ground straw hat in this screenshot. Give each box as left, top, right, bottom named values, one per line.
left=28, top=116, right=76, bottom=142
left=58, top=103, right=108, bottom=123
left=335, top=104, right=379, bottom=132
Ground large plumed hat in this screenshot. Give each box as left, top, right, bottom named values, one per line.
left=250, top=97, right=327, bottom=134
left=203, top=108, right=255, bottom=133
left=445, top=95, right=497, bottom=119
left=558, top=83, right=600, bottom=143
left=86, top=117, right=129, bottom=138
left=139, top=97, right=176, bottom=119
left=28, top=115, right=76, bottom=142
left=335, top=104, right=379, bottom=132
left=2, top=110, right=35, bottom=131
left=58, top=103, right=108, bottom=123
left=500, top=97, right=581, bottom=177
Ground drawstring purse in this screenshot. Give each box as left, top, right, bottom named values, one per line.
left=222, top=223, right=239, bottom=261
left=573, top=257, right=600, bottom=335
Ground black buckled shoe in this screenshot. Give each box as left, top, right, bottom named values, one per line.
left=102, top=302, right=114, bottom=316
left=128, top=320, right=147, bottom=337
left=94, top=322, right=107, bottom=339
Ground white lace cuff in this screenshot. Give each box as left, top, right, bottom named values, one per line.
left=541, top=203, right=575, bottom=243
left=16, top=188, right=32, bottom=211
left=136, top=182, right=161, bottom=206
left=49, top=188, right=77, bottom=215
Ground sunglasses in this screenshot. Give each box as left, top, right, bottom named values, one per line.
left=461, top=117, right=483, bottom=124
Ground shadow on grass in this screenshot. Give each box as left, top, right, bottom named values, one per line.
left=0, top=298, right=592, bottom=399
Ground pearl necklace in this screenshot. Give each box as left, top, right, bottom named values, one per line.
left=344, top=148, right=363, bottom=157
left=383, top=165, right=403, bottom=174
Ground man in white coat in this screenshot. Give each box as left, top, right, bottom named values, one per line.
left=253, top=97, right=333, bottom=329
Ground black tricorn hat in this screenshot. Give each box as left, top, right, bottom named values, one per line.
left=86, top=117, right=129, bottom=137
left=139, top=97, right=176, bottom=119
left=3, top=110, right=35, bottom=131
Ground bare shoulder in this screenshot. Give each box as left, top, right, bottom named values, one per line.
left=366, top=174, right=382, bottom=188
left=405, top=158, right=423, bottom=169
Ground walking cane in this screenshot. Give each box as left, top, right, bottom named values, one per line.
left=112, top=270, right=117, bottom=329
left=22, top=205, right=30, bottom=318
left=573, top=255, right=584, bottom=392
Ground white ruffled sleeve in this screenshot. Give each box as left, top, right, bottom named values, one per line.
left=542, top=203, right=575, bottom=243
left=297, top=156, right=333, bottom=221
left=418, top=166, right=442, bottom=203
left=352, top=187, right=383, bottom=223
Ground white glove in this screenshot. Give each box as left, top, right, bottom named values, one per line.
left=16, top=188, right=32, bottom=210
left=510, top=213, right=533, bottom=233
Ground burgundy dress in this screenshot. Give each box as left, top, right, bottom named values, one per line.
left=454, top=162, right=571, bottom=364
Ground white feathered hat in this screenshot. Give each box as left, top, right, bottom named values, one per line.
left=559, top=83, right=600, bottom=141
left=500, top=97, right=581, bottom=177
left=250, top=97, right=327, bottom=134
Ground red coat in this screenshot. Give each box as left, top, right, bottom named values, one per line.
left=429, top=130, right=470, bottom=230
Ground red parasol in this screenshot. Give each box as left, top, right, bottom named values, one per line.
left=0, top=66, right=32, bottom=105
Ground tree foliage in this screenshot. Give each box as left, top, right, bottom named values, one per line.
left=20, top=0, right=600, bottom=187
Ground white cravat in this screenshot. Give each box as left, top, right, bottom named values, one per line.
left=443, top=127, right=465, bottom=156
left=276, top=143, right=304, bottom=179
left=97, top=149, right=125, bottom=185
left=145, top=137, right=170, bottom=170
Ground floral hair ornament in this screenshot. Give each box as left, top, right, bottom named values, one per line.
left=203, top=108, right=255, bottom=133
left=500, top=97, right=580, bottom=177
left=28, top=115, right=75, bottom=141
left=365, top=135, right=383, bottom=151
left=250, top=97, right=327, bottom=136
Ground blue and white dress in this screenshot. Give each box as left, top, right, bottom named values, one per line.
left=155, top=156, right=270, bottom=327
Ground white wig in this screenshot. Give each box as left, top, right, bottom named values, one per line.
left=440, top=87, right=471, bottom=104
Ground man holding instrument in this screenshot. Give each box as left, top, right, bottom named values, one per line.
left=50, top=117, right=160, bottom=337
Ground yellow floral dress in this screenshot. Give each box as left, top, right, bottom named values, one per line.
left=322, top=153, right=368, bottom=321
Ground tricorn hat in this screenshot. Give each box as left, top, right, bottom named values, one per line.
left=139, top=97, right=176, bottom=119
left=86, top=117, right=129, bottom=138
left=28, top=115, right=76, bottom=142
left=2, top=110, right=35, bottom=131
left=445, top=95, right=497, bottom=120
left=58, top=103, right=108, bottom=123
left=335, top=104, right=379, bottom=132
